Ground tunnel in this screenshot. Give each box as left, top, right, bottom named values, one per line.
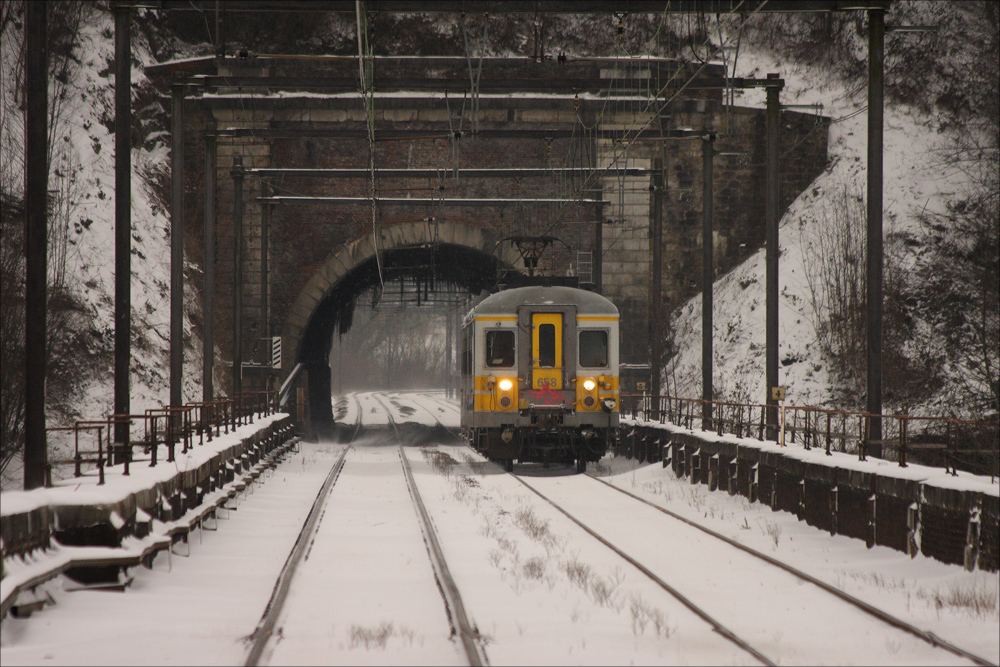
left=295, top=241, right=515, bottom=438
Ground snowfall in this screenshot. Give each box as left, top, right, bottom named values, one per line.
left=1, top=391, right=998, bottom=666
left=3, top=4, right=999, bottom=665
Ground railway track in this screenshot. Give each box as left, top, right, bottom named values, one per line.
left=370, top=392, right=488, bottom=667
left=244, top=447, right=350, bottom=666
left=401, top=391, right=463, bottom=439
left=508, top=468, right=996, bottom=666
left=507, top=469, right=773, bottom=665
left=319, top=395, right=994, bottom=663
left=586, top=474, right=997, bottom=666
left=245, top=394, right=484, bottom=665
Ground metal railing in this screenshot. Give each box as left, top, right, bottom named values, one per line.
left=44, top=391, right=280, bottom=486
left=621, top=393, right=999, bottom=480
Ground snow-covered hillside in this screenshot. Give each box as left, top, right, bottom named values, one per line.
left=664, top=23, right=995, bottom=417
left=1, top=4, right=205, bottom=488
left=665, top=50, right=965, bottom=405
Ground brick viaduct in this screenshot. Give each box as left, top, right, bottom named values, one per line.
left=150, top=55, right=829, bottom=435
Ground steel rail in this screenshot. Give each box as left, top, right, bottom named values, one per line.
left=404, top=392, right=463, bottom=440
left=256, top=196, right=607, bottom=206
left=245, top=167, right=655, bottom=178
left=243, top=446, right=350, bottom=666
left=587, top=474, right=998, bottom=667
left=369, top=393, right=486, bottom=666
left=348, top=393, right=364, bottom=441
left=507, top=470, right=775, bottom=666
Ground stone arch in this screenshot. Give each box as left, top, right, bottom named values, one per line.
left=281, top=221, right=519, bottom=370
left=279, top=221, right=520, bottom=435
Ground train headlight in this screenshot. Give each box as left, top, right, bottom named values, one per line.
left=579, top=377, right=598, bottom=409
left=496, top=377, right=516, bottom=410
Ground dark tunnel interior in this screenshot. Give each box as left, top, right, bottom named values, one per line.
left=297, top=243, right=514, bottom=437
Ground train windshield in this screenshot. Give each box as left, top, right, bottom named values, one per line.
left=486, top=330, right=515, bottom=367
left=579, top=330, right=608, bottom=368
left=538, top=323, right=557, bottom=367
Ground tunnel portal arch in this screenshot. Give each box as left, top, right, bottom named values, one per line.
left=281, top=221, right=521, bottom=435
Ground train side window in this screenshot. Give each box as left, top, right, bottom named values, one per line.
left=461, top=328, right=472, bottom=375
left=486, top=330, right=515, bottom=367
left=538, top=323, right=556, bottom=368
left=579, top=330, right=608, bottom=368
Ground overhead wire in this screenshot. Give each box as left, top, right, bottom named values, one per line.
left=536, top=0, right=768, bottom=243
left=356, top=1, right=384, bottom=300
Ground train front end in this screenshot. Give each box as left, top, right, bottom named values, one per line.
left=460, top=285, right=619, bottom=472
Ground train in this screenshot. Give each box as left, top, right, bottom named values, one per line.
left=460, top=284, right=620, bottom=472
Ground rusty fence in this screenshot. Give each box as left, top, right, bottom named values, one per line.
left=621, top=393, right=999, bottom=480
left=44, top=391, right=279, bottom=486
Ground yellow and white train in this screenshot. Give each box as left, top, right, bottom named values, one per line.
left=460, top=284, right=619, bottom=472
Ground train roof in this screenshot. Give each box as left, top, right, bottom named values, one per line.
left=469, top=285, right=619, bottom=318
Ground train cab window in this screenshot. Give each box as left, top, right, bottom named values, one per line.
left=579, top=330, right=608, bottom=368
left=485, top=330, right=515, bottom=367
left=538, top=323, right=556, bottom=368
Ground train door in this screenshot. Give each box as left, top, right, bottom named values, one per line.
left=531, top=313, right=562, bottom=391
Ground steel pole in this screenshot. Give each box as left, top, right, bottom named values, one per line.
left=260, top=180, right=270, bottom=342
left=650, top=158, right=664, bottom=418
left=593, top=219, right=603, bottom=293
left=23, top=1, right=48, bottom=489
left=765, top=74, right=782, bottom=440
left=203, top=128, right=216, bottom=402
left=232, top=155, right=245, bottom=397
left=170, top=82, right=184, bottom=410
left=702, top=133, right=715, bottom=427
left=866, top=8, right=885, bottom=455
left=114, top=3, right=131, bottom=449
left=445, top=306, right=452, bottom=399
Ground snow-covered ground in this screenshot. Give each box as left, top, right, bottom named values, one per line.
left=3, top=393, right=995, bottom=666
left=593, top=463, right=999, bottom=661
left=1, top=441, right=349, bottom=666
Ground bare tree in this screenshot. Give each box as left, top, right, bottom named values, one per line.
left=331, top=292, right=449, bottom=392
left=0, top=1, right=100, bottom=479
left=0, top=194, right=25, bottom=473
left=801, top=180, right=868, bottom=402
left=799, top=178, right=934, bottom=410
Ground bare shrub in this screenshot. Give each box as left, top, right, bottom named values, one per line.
left=521, top=556, right=546, bottom=581
left=629, top=594, right=670, bottom=638
left=799, top=179, right=934, bottom=409
left=461, top=452, right=488, bottom=476
left=589, top=569, right=625, bottom=611
left=922, top=581, right=999, bottom=619
left=514, top=506, right=553, bottom=545
left=800, top=181, right=869, bottom=403
left=563, top=558, right=593, bottom=589
left=759, top=519, right=782, bottom=548
left=496, top=535, right=518, bottom=557
left=348, top=622, right=397, bottom=650
left=423, top=448, right=458, bottom=477
left=629, top=595, right=650, bottom=636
